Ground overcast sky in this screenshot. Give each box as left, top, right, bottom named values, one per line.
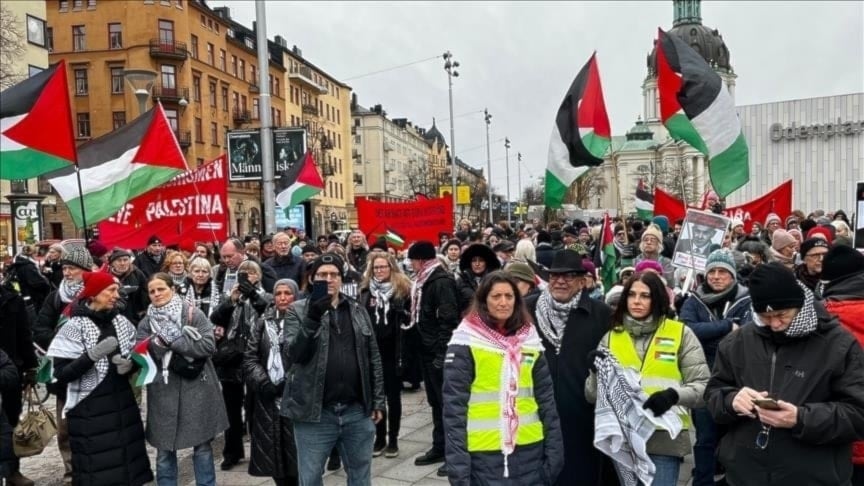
left=219, top=1, right=863, bottom=195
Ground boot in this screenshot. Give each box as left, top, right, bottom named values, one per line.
left=7, top=471, right=36, bottom=486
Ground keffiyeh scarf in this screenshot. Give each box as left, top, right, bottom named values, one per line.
left=535, top=289, right=581, bottom=354
left=263, top=309, right=285, bottom=384
left=47, top=312, right=136, bottom=415
left=58, top=278, right=84, bottom=303
left=146, top=295, right=185, bottom=383
left=406, top=260, right=441, bottom=330
left=369, top=278, right=394, bottom=328
left=752, top=281, right=819, bottom=338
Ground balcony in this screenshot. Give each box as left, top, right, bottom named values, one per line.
left=149, top=39, right=189, bottom=61
left=152, top=85, right=189, bottom=104
left=174, top=130, right=191, bottom=150
left=301, top=103, right=318, bottom=117
left=233, top=108, right=251, bottom=124
left=289, top=65, right=328, bottom=94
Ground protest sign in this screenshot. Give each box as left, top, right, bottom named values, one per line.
left=672, top=209, right=730, bottom=272
left=355, top=197, right=453, bottom=246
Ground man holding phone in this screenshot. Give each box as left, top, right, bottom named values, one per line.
left=706, top=263, right=864, bottom=485
left=280, top=253, right=385, bottom=486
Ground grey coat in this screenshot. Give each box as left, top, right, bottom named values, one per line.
left=136, top=303, right=229, bottom=451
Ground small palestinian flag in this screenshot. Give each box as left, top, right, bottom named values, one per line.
left=654, top=336, right=676, bottom=348
left=1, top=60, right=77, bottom=179
left=47, top=104, right=187, bottom=227
left=130, top=337, right=157, bottom=387
left=597, top=212, right=618, bottom=292
left=654, top=351, right=677, bottom=363
left=546, top=52, right=611, bottom=208
left=385, top=227, right=405, bottom=247
left=635, top=178, right=654, bottom=220
left=655, top=28, right=749, bottom=198
left=275, top=150, right=325, bottom=209
left=36, top=355, right=54, bottom=384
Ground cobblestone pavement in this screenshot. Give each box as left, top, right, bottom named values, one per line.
left=19, top=388, right=693, bottom=485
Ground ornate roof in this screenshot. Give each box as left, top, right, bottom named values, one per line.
left=646, top=0, right=733, bottom=77
left=423, top=118, right=447, bottom=147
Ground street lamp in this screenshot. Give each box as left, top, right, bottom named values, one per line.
left=123, top=69, right=157, bottom=115
left=517, top=152, right=523, bottom=223
left=443, top=51, right=459, bottom=225
left=484, top=108, right=493, bottom=224
left=504, top=137, right=511, bottom=224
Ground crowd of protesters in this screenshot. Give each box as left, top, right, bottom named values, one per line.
left=0, top=201, right=863, bottom=486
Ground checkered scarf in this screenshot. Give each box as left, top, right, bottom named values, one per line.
left=406, top=260, right=441, bottom=330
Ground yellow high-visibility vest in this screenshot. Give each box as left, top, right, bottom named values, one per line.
left=466, top=345, right=544, bottom=452
left=608, top=318, right=691, bottom=429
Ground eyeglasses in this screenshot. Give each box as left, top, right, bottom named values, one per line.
left=804, top=252, right=827, bottom=260
left=171, top=261, right=184, bottom=266
left=372, top=265, right=390, bottom=271
left=549, top=273, right=579, bottom=282
left=756, top=425, right=771, bottom=450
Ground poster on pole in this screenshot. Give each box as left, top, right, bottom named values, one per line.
left=855, top=181, right=864, bottom=250
left=227, top=130, right=262, bottom=181
left=273, top=128, right=306, bottom=175
left=672, top=209, right=730, bottom=272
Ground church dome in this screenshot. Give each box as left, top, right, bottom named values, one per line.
left=646, top=0, right=733, bottom=77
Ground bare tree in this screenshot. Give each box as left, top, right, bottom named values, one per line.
left=635, top=154, right=699, bottom=205
left=573, top=167, right=608, bottom=208
left=0, top=4, right=26, bottom=90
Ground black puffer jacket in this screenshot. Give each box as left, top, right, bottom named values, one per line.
left=264, top=254, right=303, bottom=284
left=706, top=303, right=864, bottom=486
left=0, top=286, right=37, bottom=428
left=416, top=266, right=460, bottom=360
left=280, top=297, right=385, bottom=422
left=134, top=251, right=163, bottom=279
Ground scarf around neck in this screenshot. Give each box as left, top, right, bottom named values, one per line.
left=752, top=281, right=819, bottom=338
left=407, top=260, right=441, bottom=330
left=263, top=307, right=285, bottom=384
left=535, top=289, right=581, bottom=354
left=369, top=278, right=395, bottom=328
left=59, top=278, right=84, bottom=303
left=146, top=294, right=184, bottom=338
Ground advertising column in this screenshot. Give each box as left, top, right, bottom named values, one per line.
left=4, top=194, right=45, bottom=256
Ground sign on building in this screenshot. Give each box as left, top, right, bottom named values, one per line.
left=228, top=128, right=306, bottom=181
left=438, top=185, right=471, bottom=204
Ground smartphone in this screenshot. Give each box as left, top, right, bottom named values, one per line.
left=237, top=272, right=249, bottom=285
left=311, top=280, right=329, bottom=301
left=753, top=398, right=781, bottom=410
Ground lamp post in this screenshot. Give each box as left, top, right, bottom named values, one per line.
left=443, top=51, right=459, bottom=226
left=504, top=137, right=511, bottom=224
left=517, top=152, right=523, bottom=223
left=122, top=69, right=157, bottom=115
left=484, top=108, right=493, bottom=224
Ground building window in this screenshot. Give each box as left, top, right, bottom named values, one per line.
left=160, top=64, right=176, bottom=89
left=10, top=180, right=27, bottom=194
left=232, top=91, right=239, bottom=112
left=239, top=60, right=245, bottom=81
left=230, top=55, right=237, bottom=77
left=244, top=37, right=254, bottom=49
left=289, top=85, right=294, bottom=103
left=337, top=109, right=340, bottom=124
left=72, top=0, right=83, bottom=9
left=240, top=94, right=247, bottom=111
left=112, top=111, right=126, bottom=129
left=76, top=113, right=90, bottom=138
left=158, top=19, right=174, bottom=45
left=74, top=68, right=88, bottom=95
left=274, top=78, right=279, bottom=96
left=38, top=176, right=54, bottom=194
left=200, top=14, right=205, bottom=26
left=190, top=34, right=198, bottom=59
left=176, top=0, right=182, bottom=7
left=250, top=64, right=256, bottom=83
left=26, top=15, right=46, bottom=47
left=194, top=117, right=202, bottom=142
left=268, top=74, right=273, bottom=93
left=59, top=0, right=69, bottom=11
left=210, top=122, right=218, bottom=145
left=87, top=0, right=96, bottom=9
left=110, top=67, right=124, bottom=93
left=206, top=43, right=214, bottom=65
left=192, top=75, right=201, bottom=101
left=108, top=22, right=122, bottom=49
left=219, top=49, right=226, bottom=71
left=46, top=27, right=53, bottom=52
left=164, top=109, right=178, bottom=131
left=208, top=80, right=216, bottom=107
left=275, top=109, right=281, bottom=126
left=252, top=98, right=259, bottom=119
left=72, top=25, right=85, bottom=51
left=221, top=86, right=229, bottom=111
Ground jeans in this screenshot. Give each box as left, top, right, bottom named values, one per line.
left=156, top=441, right=216, bottom=486
left=692, top=407, right=718, bottom=486
left=420, top=355, right=445, bottom=453
left=649, top=454, right=681, bottom=486
left=221, top=381, right=245, bottom=460
left=293, top=402, right=375, bottom=486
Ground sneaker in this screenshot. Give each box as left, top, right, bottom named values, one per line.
left=384, top=445, right=399, bottom=458
left=414, top=449, right=445, bottom=466
left=373, top=443, right=386, bottom=457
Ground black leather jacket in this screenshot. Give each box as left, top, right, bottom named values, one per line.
left=280, top=296, right=384, bottom=422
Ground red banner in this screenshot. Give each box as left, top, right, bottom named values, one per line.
left=355, top=197, right=453, bottom=246
left=97, top=156, right=229, bottom=250
left=654, top=180, right=792, bottom=233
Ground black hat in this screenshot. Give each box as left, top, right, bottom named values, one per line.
left=302, top=245, right=321, bottom=256
left=821, top=246, right=864, bottom=282
left=309, top=253, right=345, bottom=279
left=749, top=262, right=804, bottom=313
left=370, top=237, right=388, bottom=252
left=407, top=241, right=437, bottom=260
left=459, top=243, right=501, bottom=272
left=547, top=250, right=586, bottom=274
left=536, top=230, right=551, bottom=244
left=108, top=248, right=133, bottom=264
left=261, top=233, right=274, bottom=244
left=147, top=235, right=163, bottom=246
left=562, top=225, right=579, bottom=237
left=492, top=240, right=515, bottom=253
left=799, top=238, right=830, bottom=258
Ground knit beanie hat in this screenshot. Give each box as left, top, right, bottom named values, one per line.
left=61, top=246, right=95, bottom=271
left=505, top=261, right=536, bottom=284
left=705, top=249, right=737, bottom=278
left=785, top=215, right=799, bottom=228
left=764, top=213, right=781, bottom=226
left=806, top=226, right=834, bottom=244
left=407, top=241, right=437, bottom=260
left=821, top=246, right=864, bottom=282
left=771, top=229, right=796, bottom=251
left=799, top=238, right=830, bottom=258
left=581, top=260, right=597, bottom=279
left=731, top=218, right=744, bottom=230
left=749, top=262, right=804, bottom=313
left=309, top=253, right=345, bottom=279
left=147, top=235, right=163, bottom=245
left=641, top=224, right=663, bottom=242
left=108, top=248, right=133, bottom=264
left=652, top=215, right=669, bottom=234
left=79, top=271, right=119, bottom=300
left=87, top=240, right=109, bottom=259
left=787, top=228, right=802, bottom=243
left=634, top=259, right=664, bottom=275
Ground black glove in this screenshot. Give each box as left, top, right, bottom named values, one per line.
left=587, top=348, right=609, bottom=372
left=259, top=381, right=279, bottom=400
left=306, top=295, right=332, bottom=323
left=643, top=388, right=679, bottom=417
left=239, top=280, right=258, bottom=300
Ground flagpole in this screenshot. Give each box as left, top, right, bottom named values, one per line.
left=256, top=0, right=276, bottom=235
left=74, top=164, right=89, bottom=243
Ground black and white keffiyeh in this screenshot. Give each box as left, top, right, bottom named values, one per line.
left=535, top=290, right=581, bottom=354
left=47, top=313, right=136, bottom=415
left=146, top=294, right=184, bottom=342
left=263, top=309, right=285, bottom=384
left=369, top=278, right=394, bottom=328
left=58, top=278, right=84, bottom=303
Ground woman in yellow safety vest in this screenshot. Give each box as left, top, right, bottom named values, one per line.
left=443, top=271, right=564, bottom=485
left=586, top=271, right=709, bottom=486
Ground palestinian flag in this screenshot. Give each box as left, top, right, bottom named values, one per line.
left=1, top=60, right=77, bottom=179
left=655, top=28, right=749, bottom=198
left=275, top=150, right=324, bottom=209
left=546, top=52, right=611, bottom=208
left=635, top=178, right=654, bottom=220
left=598, top=212, right=617, bottom=292
left=385, top=227, right=405, bottom=247
left=130, top=337, right=157, bottom=387
left=47, top=104, right=187, bottom=227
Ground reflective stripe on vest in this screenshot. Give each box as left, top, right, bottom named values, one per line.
left=466, top=345, right=544, bottom=452
left=608, top=319, right=691, bottom=429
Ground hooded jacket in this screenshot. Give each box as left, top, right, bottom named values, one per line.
left=706, top=303, right=864, bottom=484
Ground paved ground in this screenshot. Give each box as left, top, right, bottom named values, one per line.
left=20, top=389, right=694, bottom=485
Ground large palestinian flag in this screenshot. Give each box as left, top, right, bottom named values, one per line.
left=635, top=178, right=654, bottom=220
left=655, top=28, right=749, bottom=198
left=275, top=150, right=324, bottom=209
left=47, top=104, right=187, bottom=227
left=546, top=53, right=611, bottom=208
left=0, top=60, right=77, bottom=179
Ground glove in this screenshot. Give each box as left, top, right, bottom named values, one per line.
left=239, top=280, right=258, bottom=300
left=87, top=336, right=119, bottom=361
left=259, top=381, right=279, bottom=400
left=111, top=355, right=134, bottom=375
left=306, top=295, right=332, bottom=323
left=22, top=368, right=37, bottom=386
left=182, top=325, right=202, bottom=342
left=587, top=348, right=609, bottom=372
left=643, top=388, right=679, bottom=417
left=157, top=325, right=183, bottom=345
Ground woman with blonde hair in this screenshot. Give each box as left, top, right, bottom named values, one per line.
left=161, top=250, right=189, bottom=287
left=359, top=251, right=412, bottom=458
left=831, top=220, right=853, bottom=247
